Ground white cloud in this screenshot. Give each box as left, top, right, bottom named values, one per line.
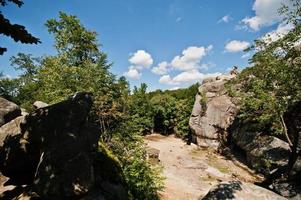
left=170, top=45, right=213, bottom=71
left=123, top=67, right=141, bottom=79
left=218, top=15, right=232, bottom=23
left=152, top=61, right=170, bottom=75
left=241, top=0, right=290, bottom=31
left=159, top=70, right=221, bottom=85
left=169, top=87, right=181, bottom=91
left=262, top=23, right=294, bottom=43
left=225, top=40, right=250, bottom=53
left=200, top=62, right=216, bottom=70
left=129, top=50, right=153, bottom=68
left=124, top=49, right=154, bottom=79
left=159, top=75, right=176, bottom=85
left=207, top=45, right=213, bottom=51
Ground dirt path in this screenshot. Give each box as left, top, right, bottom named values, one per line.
left=144, top=134, right=263, bottom=200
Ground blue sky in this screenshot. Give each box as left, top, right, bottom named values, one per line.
left=0, top=0, right=292, bottom=91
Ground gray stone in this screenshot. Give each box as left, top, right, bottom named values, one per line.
left=33, top=101, right=48, bottom=109
left=231, top=125, right=290, bottom=175
left=202, top=181, right=287, bottom=200
left=0, top=97, right=21, bottom=127
left=0, top=116, right=24, bottom=146
left=189, top=75, right=237, bottom=149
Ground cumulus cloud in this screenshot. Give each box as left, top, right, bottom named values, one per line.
left=218, top=15, right=232, bottom=23
left=170, top=45, right=213, bottom=71
left=159, top=70, right=221, bottom=85
left=123, top=67, right=141, bottom=79
left=152, top=61, right=170, bottom=75
left=124, top=50, right=154, bottom=79
left=154, top=45, right=217, bottom=85
left=225, top=40, right=250, bottom=53
left=159, top=74, right=175, bottom=85
left=241, top=0, right=290, bottom=31
left=200, top=62, right=216, bottom=70
left=129, top=50, right=153, bottom=68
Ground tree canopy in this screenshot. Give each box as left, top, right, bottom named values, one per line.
left=0, top=0, right=40, bottom=55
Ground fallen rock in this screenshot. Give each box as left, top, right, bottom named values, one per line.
left=146, top=147, right=160, bottom=164
left=0, top=98, right=21, bottom=127
left=32, top=101, right=48, bottom=109
left=202, top=181, right=287, bottom=200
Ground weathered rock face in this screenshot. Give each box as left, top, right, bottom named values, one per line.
left=202, top=181, right=287, bottom=200
left=189, top=75, right=238, bottom=149
left=0, top=93, right=128, bottom=200
left=231, top=124, right=290, bottom=175
left=0, top=97, right=21, bottom=127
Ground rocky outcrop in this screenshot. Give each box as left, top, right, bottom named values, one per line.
left=189, top=74, right=238, bottom=149
left=189, top=74, right=292, bottom=175
left=231, top=125, right=290, bottom=175
left=202, top=181, right=287, bottom=200
left=0, top=93, right=128, bottom=200
left=0, top=97, right=21, bottom=127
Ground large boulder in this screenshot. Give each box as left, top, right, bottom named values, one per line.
left=231, top=123, right=290, bottom=175
left=189, top=74, right=238, bottom=149
left=0, top=98, right=21, bottom=127
left=0, top=116, right=24, bottom=146
left=202, top=181, right=287, bottom=200
left=0, top=93, right=128, bottom=200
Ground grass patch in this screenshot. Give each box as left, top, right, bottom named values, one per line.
left=207, top=156, right=230, bottom=174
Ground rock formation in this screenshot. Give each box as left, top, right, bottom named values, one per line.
left=0, top=94, right=128, bottom=200
left=190, top=73, right=301, bottom=198
left=202, top=181, right=287, bottom=200
left=189, top=74, right=238, bottom=149
left=0, top=97, right=21, bottom=127
left=231, top=122, right=291, bottom=175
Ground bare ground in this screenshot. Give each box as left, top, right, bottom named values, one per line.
left=144, top=134, right=263, bottom=200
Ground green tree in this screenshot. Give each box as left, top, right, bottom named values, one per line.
left=128, top=83, right=154, bottom=135
left=45, top=11, right=100, bottom=66
left=151, top=94, right=177, bottom=135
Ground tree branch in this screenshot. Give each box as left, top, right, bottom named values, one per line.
left=280, top=115, right=293, bottom=149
